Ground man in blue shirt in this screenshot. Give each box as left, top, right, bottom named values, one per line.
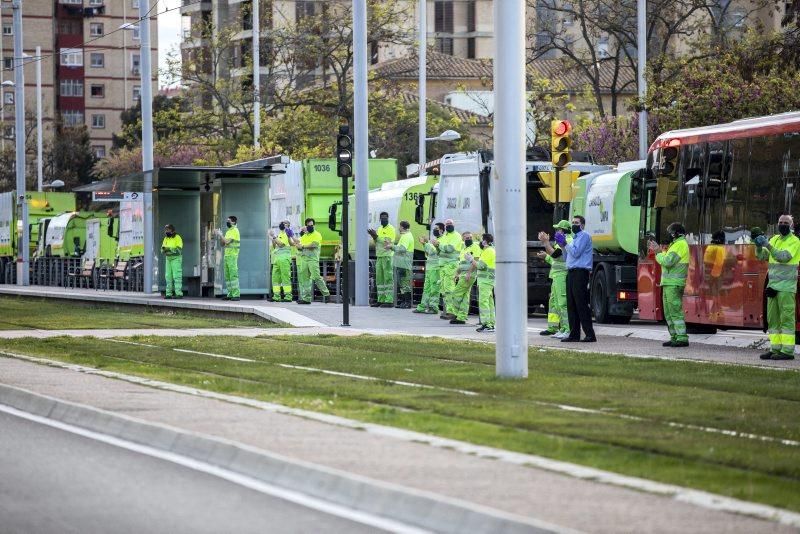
left=555, top=215, right=596, bottom=342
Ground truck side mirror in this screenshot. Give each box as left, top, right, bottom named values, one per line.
left=414, top=194, right=429, bottom=228
left=630, top=169, right=644, bottom=206
left=328, top=201, right=341, bottom=235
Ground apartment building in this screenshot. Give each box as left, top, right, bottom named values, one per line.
left=0, top=0, right=157, bottom=160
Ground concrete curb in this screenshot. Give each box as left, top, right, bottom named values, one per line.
left=0, top=383, right=569, bottom=534
left=0, top=287, right=325, bottom=328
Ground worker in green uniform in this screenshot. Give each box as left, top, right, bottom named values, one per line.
left=538, top=220, right=572, bottom=338
left=450, top=231, right=482, bottom=325
left=436, top=219, right=463, bottom=320
left=649, top=222, right=690, bottom=347
left=390, top=220, right=414, bottom=308
left=415, top=222, right=445, bottom=314
left=755, top=214, right=800, bottom=360
left=368, top=212, right=396, bottom=307
left=161, top=224, right=183, bottom=299
left=472, top=233, right=495, bottom=332
left=269, top=220, right=293, bottom=302
left=216, top=215, right=240, bottom=301
left=295, top=217, right=330, bottom=304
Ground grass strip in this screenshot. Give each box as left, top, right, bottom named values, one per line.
left=0, top=295, right=276, bottom=330
left=1, top=334, right=799, bottom=512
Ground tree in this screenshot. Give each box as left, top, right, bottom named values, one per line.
left=93, top=142, right=205, bottom=180
left=645, top=31, right=800, bottom=132
left=112, top=94, right=189, bottom=151
left=43, top=125, right=96, bottom=189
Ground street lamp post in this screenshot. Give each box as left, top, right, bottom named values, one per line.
left=418, top=0, right=426, bottom=176
left=12, top=0, right=27, bottom=286
left=252, top=0, right=260, bottom=148
left=494, top=0, right=528, bottom=378
left=121, top=5, right=155, bottom=294
left=353, top=0, right=369, bottom=306
left=637, top=0, right=647, bottom=159
left=35, top=45, right=41, bottom=192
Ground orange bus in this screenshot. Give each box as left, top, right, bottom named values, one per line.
left=634, top=112, right=800, bottom=332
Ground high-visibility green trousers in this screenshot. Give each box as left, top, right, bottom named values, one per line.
left=439, top=262, right=458, bottom=314
left=768, top=290, right=796, bottom=356
left=224, top=255, right=240, bottom=298
left=396, top=268, right=411, bottom=296
left=545, top=275, right=568, bottom=333
left=297, top=256, right=330, bottom=303
left=453, top=274, right=476, bottom=321
left=165, top=255, right=183, bottom=297
left=662, top=285, right=688, bottom=343
left=477, top=278, right=495, bottom=327
left=375, top=256, right=393, bottom=303
left=416, top=267, right=441, bottom=312
left=271, top=256, right=292, bottom=302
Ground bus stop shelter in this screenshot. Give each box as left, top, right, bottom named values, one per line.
left=76, top=157, right=287, bottom=298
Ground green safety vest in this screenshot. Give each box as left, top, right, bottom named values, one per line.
left=458, top=243, right=482, bottom=273
left=656, top=236, right=689, bottom=286
left=758, top=233, right=800, bottom=293
left=476, top=245, right=495, bottom=281
left=161, top=234, right=183, bottom=257
left=224, top=226, right=240, bottom=257
left=392, top=231, right=414, bottom=269
left=375, top=224, right=396, bottom=258
left=545, top=236, right=572, bottom=280
left=271, top=231, right=291, bottom=262
left=423, top=241, right=439, bottom=269
left=299, top=230, right=323, bottom=260
left=438, top=231, right=464, bottom=265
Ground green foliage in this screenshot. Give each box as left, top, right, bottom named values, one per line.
left=646, top=31, right=800, bottom=132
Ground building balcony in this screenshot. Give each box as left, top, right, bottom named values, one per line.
left=180, top=0, right=211, bottom=14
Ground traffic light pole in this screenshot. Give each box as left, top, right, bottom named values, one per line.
left=341, top=176, right=350, bottom=327
left=554, top=166, right=560, bottom=223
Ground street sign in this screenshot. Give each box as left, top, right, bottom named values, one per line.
left=93, top=191, right=141, bottom=202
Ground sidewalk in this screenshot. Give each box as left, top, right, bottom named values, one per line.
left=0, top=355, right=793, bottom=534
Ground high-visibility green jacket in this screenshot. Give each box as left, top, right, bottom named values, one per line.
left=224, top=226, right=240, bottom=257
left=423, top=241, right=439, bottom=269
left=375, top=224, right=396, bottom=258
left=757, top=233, right=800, bottom=293
left=476, top=245, right=495, bottom=281
left=545, top=236, right=572, bottom=280
left=271, top=231, right=291, bottom=263
left=161, top=234, right=183, bottom=256
left=458, top=243, right=482, bottom=274
left=438, top=231, right=463, bottom=266
left=656, top=236, right=689, bottom=287
left=299, top=230, right=323, bottom=260
left=392, top=231, right=414, bottom=269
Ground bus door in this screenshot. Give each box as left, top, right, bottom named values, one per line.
left=637, top=185, right=662, bottom=321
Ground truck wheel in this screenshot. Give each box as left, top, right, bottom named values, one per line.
left=591, top=268, right=611, bottom=324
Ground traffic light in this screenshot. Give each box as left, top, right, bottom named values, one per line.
left=551, top=119, right=572, bottom=168
left=660, top=144, right=679, bottom=177
left=336, top=125, right=353, bottom=178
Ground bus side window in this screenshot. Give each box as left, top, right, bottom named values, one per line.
left=725, top=138, right=750, bottom=243
left=749, top=136, right=785, bottom=236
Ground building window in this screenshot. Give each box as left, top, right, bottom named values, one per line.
left=3, top=92, right=12, bottom=105
left=3, top=125, right=13, bottom=139
left=93, top=145, right=106, bottom=158
left=131, top=53, right=141, bottom=75
left=90, top=52, right=104, bottom=68
left=2, top=58, right=11, bottom=71
left=58, top=21, right=80, bottom=34
left=296, top=1, right=315, bottom=20
left=60, top=48, right=83, bottom=67
left=132, top=85, right=141, bottom=101
left=132, top=25, right=140, bottom=40
left=90, top=84, right=104, bottom=98
left=132, top=0, right=140, bottom=8
left=89, top=0, right=104, bottom=4
left=467, top=38, right=475, bottom=59
left=90, top=23, right=104, bottom=37
left=61, top=110, right=84, bottom=127
left=435, top=1, right=454, bottom=33
left=2, top=23, right=11, bottom=36
left=60, top=79, right=84, bottom=97
left=60, top=0, right=82, bottom=4
left=91, top=114, right=105, bottom=129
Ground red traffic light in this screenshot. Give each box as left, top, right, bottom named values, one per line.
left=553, top=120, right=571, bottom=136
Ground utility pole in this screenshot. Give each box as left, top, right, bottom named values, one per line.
left=353, top=0, right=369, bottom=306
left=252, top=0, right=260, bottom=148
left=418, top=0, right=426, bottom=175
left=140, top=0, right=154, bottom=294
left=637, top=0, right=647, bottom=159
left=493, top=0, right=528, bottom=378
left=12, top=0, right=27, bottom=286
left=36, top=45, right=41, bottom=192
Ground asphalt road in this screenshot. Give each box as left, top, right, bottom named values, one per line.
left=0, top=411, right=383, bottom=534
